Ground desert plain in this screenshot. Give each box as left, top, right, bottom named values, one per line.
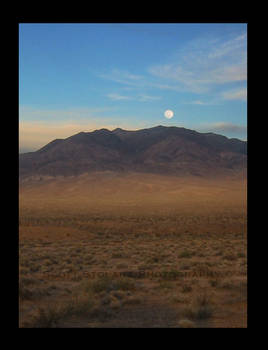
left=19, top=171, right=247, bottom=328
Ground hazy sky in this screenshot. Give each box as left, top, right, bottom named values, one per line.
left=19, top=23, right=247, bottom=152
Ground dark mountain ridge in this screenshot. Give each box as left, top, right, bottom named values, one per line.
left=19, top=125, right=247, bottom=178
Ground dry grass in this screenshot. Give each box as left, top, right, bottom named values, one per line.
left=178, top=319, right=196, bottom=328
left=182, top=293, right=214, bottom=320
left=19, top=173, right=247, bottom=328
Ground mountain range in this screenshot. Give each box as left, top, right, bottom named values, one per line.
left=19, top=126, right=247, bottom=179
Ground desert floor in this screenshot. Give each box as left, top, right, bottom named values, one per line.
left=19, top=172, right=247, bottom=328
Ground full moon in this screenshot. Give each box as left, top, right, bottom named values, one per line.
left=164, top=109, right=174, bottom=119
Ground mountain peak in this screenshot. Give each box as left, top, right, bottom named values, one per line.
left=112, top=127, right=124, bottom=132
left=19, top=125, right=247, bottom=178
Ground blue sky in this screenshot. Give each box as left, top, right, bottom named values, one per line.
left=19, top=23, right=247, bottom=152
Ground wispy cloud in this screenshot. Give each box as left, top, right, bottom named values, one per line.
left=198, top=122, right=247, bottom=137
left=99, top=68, right=183, bottom=92
left=188, top=100, right=220, bottom=106
left=191, top=100, right=207, bottom=105
left=99, top=69, right=144, bottom=87
left=98, top=32, right=247, bottom=99
left=221, top=88, right=247, bottom=101
left=106, top=92, right=161, bottom=102
left=207, top=33, right=246, bottom=59
left=106, top=93, right=132, bottom=101
left=138, top=94, right=161, bottom=102
left=148, top=32, right=247, bottom=94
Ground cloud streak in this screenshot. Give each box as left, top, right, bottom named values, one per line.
left=148, top=32, right=247, bottom=93
left=106, top=92, right=161, bottom=102
left=98, top=31, right=247, bottom=100
left=197, top=122, right=247, bottom=138
left=99, top=69, right=144, bottom=87
left=188, top=100, right=220, bottom=106
left=221, top=88, right=247, bottom=101
left=106, top=93, right=132, bottom=101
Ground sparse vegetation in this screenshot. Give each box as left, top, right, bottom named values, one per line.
left=19, top=174, right=247, bottom=327
left=181, top=284, right=193, bottom=293
left=178, top=319, right=195, bottom=328
left=183, top=294, right=213, bottom=320
left=179, top=250, right=193, bottom=259
left=84, top=276, right=136, bottom=294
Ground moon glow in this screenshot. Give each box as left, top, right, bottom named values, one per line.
left=164, top=110, right=174, bottom=119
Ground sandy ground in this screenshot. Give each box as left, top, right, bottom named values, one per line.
left=19, top=172, right=247, bottom=328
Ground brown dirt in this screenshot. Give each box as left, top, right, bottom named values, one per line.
left=19, top=173, right=247, bottom=328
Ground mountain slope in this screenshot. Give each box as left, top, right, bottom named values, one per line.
left=19, top=126, right=247, bottom=178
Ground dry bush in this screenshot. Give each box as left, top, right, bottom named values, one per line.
left=183, top=293, right=213, bottom=320
left=84, top=276, right=136, bottom=294
left=22, top=294, right=95, bottom=328
left=179, top=250, right=193, bottom=258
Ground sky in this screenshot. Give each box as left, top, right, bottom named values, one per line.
left=19, top=23, right=247, bottom=152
